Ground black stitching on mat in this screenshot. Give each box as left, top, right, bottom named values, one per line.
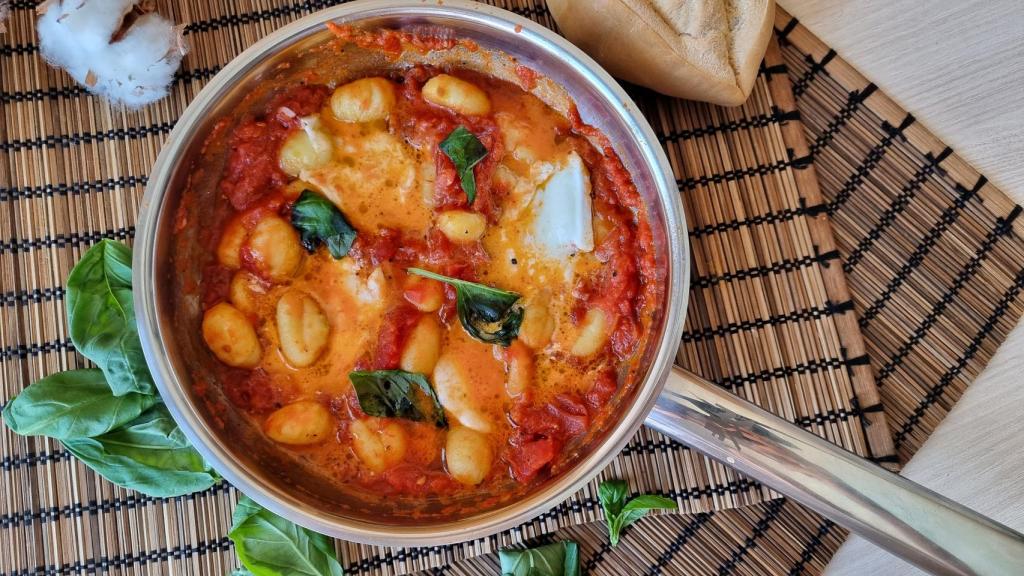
left=893, top=268, right=1024, bottom=448
left=0, top=226, right=135, bottom=256
left=858, top=176, right=986, bottom=326
left=677, top=158, right=798, bottom=191
left=788, top=519, right=836, bottom=576
left=843, top=147, right=953, bottom=272
left=6, top=537, right=233, bottom=576
left=691, top=254, right=819, bottom=290
left=0, top=286, right=66, bottom=307
left=1, top=67, right=220, bottom=104
left=0, top=176, right=148, bottom=202
left=792, top=50, right=836, bottom=96
left=0, top=339, right=75, bottom=361
left=876, top=207, right=1021, bottom=384
left=1, top=450, right=72, bottom=472
left=712, top=357, right=850, bottom=391
left=759, top=62, right=790, bottom=79
left=681, top=300, right=854, bottom=343
left=826, top=114, right=915, bottom=214
left=581, top=540, right=615, bottom=573
left=689, top=206, right=804, bottom=239
left=716, top=499, right=786, bottom=575
left=809, top=84, right=878, bottom=155
left=775, top=18, right=799, bottom=43
left=659, top=108, right=796, bottom=144
left=1, top=124, right=174, bottom=152
left=648, top=513, right=714, bottom=575
left=0, top=483, right=233, bottom=530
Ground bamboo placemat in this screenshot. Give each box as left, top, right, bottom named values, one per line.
left=1, top=1, right=1021, bottom=575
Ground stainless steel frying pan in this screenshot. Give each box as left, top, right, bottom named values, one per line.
left=134, top=2, right=1024, bottom=574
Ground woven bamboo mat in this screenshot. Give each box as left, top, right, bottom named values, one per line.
left=0, top=1, right=1021, bottom=575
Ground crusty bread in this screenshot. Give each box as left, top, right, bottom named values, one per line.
left=548, top=0, right=775, bottom=106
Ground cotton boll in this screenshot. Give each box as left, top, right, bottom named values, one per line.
left=36, top=0, right=188, bottom=108
left=0, top=0, right=11, bottom=34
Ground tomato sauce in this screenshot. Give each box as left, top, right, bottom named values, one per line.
left=188, top=30, right=661, bottom=506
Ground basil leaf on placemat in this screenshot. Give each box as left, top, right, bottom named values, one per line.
left=348, top=369, right=447, bottom=428
left=230, top=495, right=344, bottom=576
left=1, top=368, right=158, bottom=440
left=407, top=267, right=523, bottom=346
left=66, top=239, right=155, bottom=396
left=599, top=479, right=678, bottom=546
left=439, top=125, right=488, bottom=204
left=499, top=541, right=580, bottom=576
left=62, top=404, right=219, bottom=498
left=290, top=190, right=357, bottom=259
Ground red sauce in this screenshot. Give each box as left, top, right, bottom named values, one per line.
left=188, top=34, right=662, bottom=509
left=219, top=85, right=329, bottom=210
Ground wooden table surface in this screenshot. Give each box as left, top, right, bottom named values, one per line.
left=778, top=1, right=1024, bottom=573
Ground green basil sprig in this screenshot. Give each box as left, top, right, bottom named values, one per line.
left=229, top=495, right=344, bottom=576
left=62, top=404, right=219, bottom=498
left=66, top=239, right=155, bottom=396
left=1, top=239, right=218, bottom=498
left=348, top=370, right=447, bottom=428
left=2, top=368, right=158, bottom=439
left=439, top=125, right=488, bottom=204
left=407, top=267, right=523, bottom=346
left=499, top=541, right=580, bottom=576
left=599, top=479, right=678, bottom=546
left=290, top=190, right=357, bottom=259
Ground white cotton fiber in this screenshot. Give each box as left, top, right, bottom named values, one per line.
left=36, top=0, right=188, bottom=108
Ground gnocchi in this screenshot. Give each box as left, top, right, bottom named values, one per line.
left=279, top=117, right=333, bottom=177
left=437, top=210, right=487, bottom=242
left=400, top=315, right=442, bottom=375
left=445, top=426, right=493, bottom=486
left=229, top=271, right=265, bottom=314
left=570, top=308, right=610, bottom=357
left=502, top=341, right=534, bottom=398
left=246, top=215, right=304, bottom=282
left=217, top=216, right=247, bottom=269
left=263, top=401, right=332, bottom=445
left=519, top=292, right=556, bottom=350
left=350, top=418, right=407, bottom=473
left=403, top=274, right=444, bottom=312
left=194, top=59, right=658, bottom=500
left=202, top=302, right=262, bottom=368
left=330, top=77, right=396, bottom=123
left=276, top=290, right=330, bottom=368
left=422, top=74, right=491, bottom=116
left=432, top=352, right=494, bottom=433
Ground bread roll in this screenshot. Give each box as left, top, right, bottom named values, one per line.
left=547, top=0, right=775, bottom=106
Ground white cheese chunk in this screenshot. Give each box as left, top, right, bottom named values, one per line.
left=527, top=151, right=594, bottom=258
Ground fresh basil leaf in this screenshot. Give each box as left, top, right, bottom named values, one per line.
left=1, top=368, right=158, bottom=440
left=290, top=190, right=357, bottom=259
left=612, top=495, right=678, bottom=544
left=407, top=268, right=522, bottom=346
left=499, top=541, right=580, bottom=576
left=229, top=495, right=344, bottom=576
left=439, top=125, right=488, bottom=204
left=599, top=479, right=678, bottom=546
left=62, top=404, right=219, bottom=498
left=348, top=370, right=447, bottom=428
left=66, top=239, right=155, bottom=396
left=598, top=478, right=628, bottom=519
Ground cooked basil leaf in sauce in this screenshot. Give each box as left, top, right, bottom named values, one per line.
left=439, top=125, right=488, bottom=204
left=290, top=190, right=357, bottom=259
left=349, top=369, right=448, bottom=428
left=407, top=267, right=523, bottom=346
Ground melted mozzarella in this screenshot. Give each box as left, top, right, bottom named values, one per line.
left=526, top=151, right=594, bottom=259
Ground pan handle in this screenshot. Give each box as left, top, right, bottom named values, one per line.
left=645, top=366, right=1024, bottom=576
